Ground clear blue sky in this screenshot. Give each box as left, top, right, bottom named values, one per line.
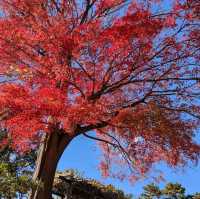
left=57, top=134, right=200, bottom=197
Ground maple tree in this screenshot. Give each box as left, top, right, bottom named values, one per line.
left=0, top=0, right=200, bottom=198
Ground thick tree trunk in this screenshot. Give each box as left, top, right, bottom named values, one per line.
left=29, top=129, right=73, bottom=199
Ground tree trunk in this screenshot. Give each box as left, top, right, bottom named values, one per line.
left=29, top=129, right=74, bottom=199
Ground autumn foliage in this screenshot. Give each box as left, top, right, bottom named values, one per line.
left=0, top=0, right=200, bottom=183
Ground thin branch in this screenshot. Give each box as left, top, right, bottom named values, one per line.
left=82, top=132, right=117, bottom=148
left=80, top=0, right=97, bottom=24
left=83, top=131, right=134, bottom=172
left=158, top=105, right=200, bottom=120
left=77, top=121, right=108, bottom=134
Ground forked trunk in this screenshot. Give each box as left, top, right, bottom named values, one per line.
left=29, top=130, right=73, bottom=199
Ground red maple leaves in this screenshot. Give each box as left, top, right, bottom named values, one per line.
left=0, top=0, right=200, bottom=180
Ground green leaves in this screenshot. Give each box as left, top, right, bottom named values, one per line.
left=140, top=183, right=162, bottom=199
left=0, top=162, right=33, bottom=198
left=163, top=183, right=185, bottom=199
left=140, top=183, right=199, bottom=199
left=0, top=129, right=36, bottom=198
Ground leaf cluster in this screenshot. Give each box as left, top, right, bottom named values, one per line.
left=140, top=183, right=200, bottom=199
left=0, top=128, right=36, bottom=198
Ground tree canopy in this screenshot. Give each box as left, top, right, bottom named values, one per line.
left=140, top=183, right=200, bottom=199
left=0, top=0, right=199, bottom=198
left=0, top=128, right=36, bottom=198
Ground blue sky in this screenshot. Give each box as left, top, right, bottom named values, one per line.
left=58, top=135, right=200, bottom=197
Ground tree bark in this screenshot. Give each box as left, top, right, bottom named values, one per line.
left=29, top=129, right=74, bottom=199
